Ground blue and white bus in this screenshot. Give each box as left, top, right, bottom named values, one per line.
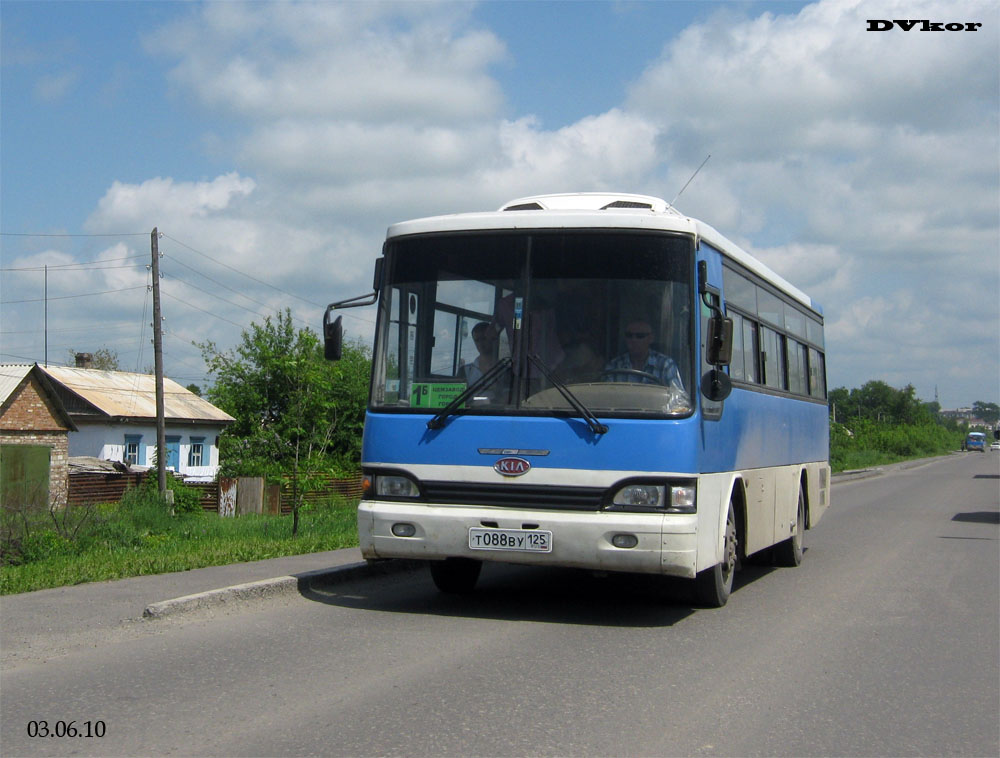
left=325, top=193, right=830, bottom=606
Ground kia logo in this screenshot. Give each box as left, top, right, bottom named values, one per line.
left=494, top=457, right=530, bottom=476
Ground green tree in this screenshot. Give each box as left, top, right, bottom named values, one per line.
left=65, top=347, right=119, bottom=370
left=197, top=310, right=370, bottom=533
left=972, top=401, right=999, bottom=425
left=829, top=380, right=933, bottom=425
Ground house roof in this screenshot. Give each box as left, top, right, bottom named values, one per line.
left=0, top=364, right=34, bottom=404
left=37, top=366, right=235, bottom=425
left=0, top=364, right=78, bottom=431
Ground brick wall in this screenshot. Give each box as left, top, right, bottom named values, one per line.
left=1, top=374, right=72, bottom=510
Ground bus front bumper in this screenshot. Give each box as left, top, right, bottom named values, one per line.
left=358, top=501, right=699, bottom=579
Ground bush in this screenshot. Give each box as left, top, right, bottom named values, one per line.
left=831, top=418, right=964, bottom=472
left=132, top=472, right=203, bottom=514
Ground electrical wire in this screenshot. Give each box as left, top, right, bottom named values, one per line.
left=3, top=285, right=147, bottom=304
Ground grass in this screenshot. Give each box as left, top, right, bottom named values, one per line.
left=829, top=420, right=965, bottom=473
left=0, top=489, right=359, bottom=596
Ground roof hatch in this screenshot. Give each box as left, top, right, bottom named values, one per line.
left=500, top=193, right=673, bottom=214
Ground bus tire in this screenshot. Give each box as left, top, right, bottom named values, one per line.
left=429, top=558, right=482, bottom=594
left=694, top=501, right=737, bottom=607
left=774, top=487, right=805, bottom=567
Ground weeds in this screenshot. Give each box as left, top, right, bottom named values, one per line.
left=830, top=419, right=964, bottom=472
left=0, top=485, right=358, bottom=595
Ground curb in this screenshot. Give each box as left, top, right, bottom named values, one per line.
left=142, top=559, right=423, bottom=620
left=831, top=454, right=957, bottom=483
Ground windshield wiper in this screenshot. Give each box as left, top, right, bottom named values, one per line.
left=527, top=353, right=608, bottom=435
left=426, top=358, right=512, bottom=430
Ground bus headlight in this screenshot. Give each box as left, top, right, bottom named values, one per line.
left=613, top=484, right=664, bottom=507
left=374, top=475, right=421, bottom=498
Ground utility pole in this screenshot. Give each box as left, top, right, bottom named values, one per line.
left=150, top=228, right=167, bottom=499
left=44, top=264, right=48, bottom=366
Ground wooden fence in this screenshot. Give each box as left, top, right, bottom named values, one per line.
left=68, top=471, right=363, bottom=514
left=66, top=471, right=144, bottom=507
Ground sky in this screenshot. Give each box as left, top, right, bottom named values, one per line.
left=1, top=0, right=998, bottom=410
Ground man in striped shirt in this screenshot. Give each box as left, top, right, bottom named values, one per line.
left=604, top=319, right=684, bottom=391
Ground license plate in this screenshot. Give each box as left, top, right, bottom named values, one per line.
left=468, top=527, right=552, bottom=553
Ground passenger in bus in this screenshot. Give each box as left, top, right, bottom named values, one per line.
left=460, top=321, right=499, bottom=384
left=556, top=326, right=604, bottom=383
left=604, top=318, right=684, bottom=390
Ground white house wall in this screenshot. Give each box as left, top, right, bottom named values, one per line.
left=69, top=422, right=223, bottom=480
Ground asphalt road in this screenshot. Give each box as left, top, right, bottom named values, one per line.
left=2, top=453, right=998, bottom=757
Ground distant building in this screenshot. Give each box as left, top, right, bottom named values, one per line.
left=33, top=365, right=234, bottom=481
left=939, top=407, right=988, bottom=427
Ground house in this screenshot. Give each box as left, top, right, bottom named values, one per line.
left=0, top=364, right=78, bottom=510
left=36, top=365, right=235, bottom=481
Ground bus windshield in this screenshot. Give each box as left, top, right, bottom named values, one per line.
left=371, top=230, right=695, bottom=417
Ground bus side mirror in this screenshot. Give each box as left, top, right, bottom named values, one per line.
left=324, top=311, right=343, bottom=361
left=701, top=368, right=732, bottom=402
left=707, top=315, right=733, bottom=367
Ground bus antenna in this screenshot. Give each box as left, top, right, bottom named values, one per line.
left=670, top=154, right=711, bottom=207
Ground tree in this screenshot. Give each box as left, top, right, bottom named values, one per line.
left=198, top=310, right=370, bottom=533
left=971, top=401, right=999, bottom=425
left=65, top=347, right=119, bottom=370
left=829, top=381, right=933, bottom=425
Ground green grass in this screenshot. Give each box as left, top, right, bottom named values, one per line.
left=1, top=491, right=359, bottom=596
left=830, top=420, right=964, bottom=473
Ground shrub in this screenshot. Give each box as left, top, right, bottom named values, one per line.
left=131, top=472, right=203, bottom=514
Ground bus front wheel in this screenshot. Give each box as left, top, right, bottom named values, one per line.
left=694, top=501, right=737, bottom=607
left=429, top=558, right=482, bottom=594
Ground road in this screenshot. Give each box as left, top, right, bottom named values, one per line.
left=2, top=453, right=998, bottom=757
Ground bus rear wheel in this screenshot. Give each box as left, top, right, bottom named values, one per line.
left=694, top=501, right=737, bottom=607
left=429, top=558, right=482, bottom=594
left=774, top=487, right=805, bottom=567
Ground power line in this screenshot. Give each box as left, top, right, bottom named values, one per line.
left=4, top=286, right=147, bottom=305
left=3, top=285, right=147, bottom=304
left=0, top=232, right=148, bottom=238
left=162, top=233, right=375, bottom=326
left=0, top=321, right=140, bottom=336
left=162, top=254, right=310, bottom=324
left=164, top=276, right=280, bottom=324
left=162, top=233, right=323, bottom=308
left=1, top=255, right=147, bottom=272
left=160, top=290, right=249, bottom=329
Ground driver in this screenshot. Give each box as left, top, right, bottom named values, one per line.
left=604, top=319, right=684, bottom=390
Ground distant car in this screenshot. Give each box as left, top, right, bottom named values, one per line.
left=991, top=441, right=1000, bottom=451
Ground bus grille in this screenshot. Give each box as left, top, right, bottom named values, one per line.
left=421, top=481, right=606, bottom=511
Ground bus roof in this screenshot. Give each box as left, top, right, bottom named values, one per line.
left=386, top=193, right=821, bottom=314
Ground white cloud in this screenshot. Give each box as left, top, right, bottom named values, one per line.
left=30, top=0, right=992, bottom=407
left=87, top=174, right=257, bottom=227
left=146, top=2, right=506, bottom=123
left=620, top=0, right=998, bottom=405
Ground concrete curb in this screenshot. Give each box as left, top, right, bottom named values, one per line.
left=831, top=453, right=958, bottom=483
left=142, top=559, right=422, bottom=620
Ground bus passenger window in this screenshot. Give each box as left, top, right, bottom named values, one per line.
left=761, top=327, right=785, bottom=390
